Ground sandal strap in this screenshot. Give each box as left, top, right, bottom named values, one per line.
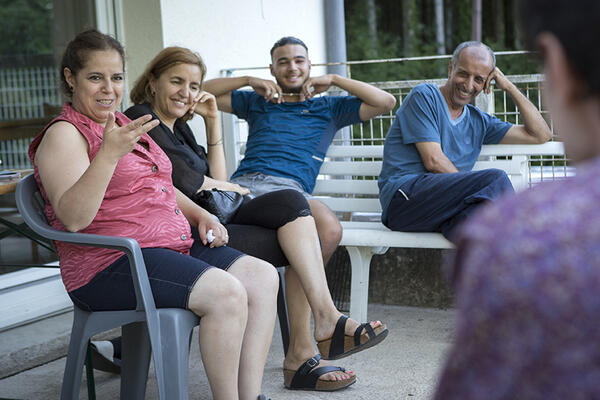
left=354, top=322, right=376, bottom=346
left=289, top=355, right=346, bottom=389
left=289, top=354, right=321, bottom=389
left=329, top=315, right=348, bottom=358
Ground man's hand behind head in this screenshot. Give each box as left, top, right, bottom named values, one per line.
left=484, top=67, right=512, bottom=94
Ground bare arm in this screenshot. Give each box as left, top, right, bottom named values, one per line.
left=203, top=76, right=283, bottom=113
left=34, top=114, right=158, bottom=232
left=484, top=68, right=553, bottom=144
left=188, top=90, right=250, bottom=194
left=301, top=74, right=396, bottom=121
left=175, top=187, right=229, bottom=247
left=197, top=176, right=250, bottom=194
left=414, top=141, right=459, bottom=173
left=189, top=91, right=227, bottom=181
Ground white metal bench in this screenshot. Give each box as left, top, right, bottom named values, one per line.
left=313, top=142, right=567, bottom=321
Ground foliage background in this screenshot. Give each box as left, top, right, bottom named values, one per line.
left=0, top=0, right=53, bottom=59
left=344, top=0, right=539, bottom=82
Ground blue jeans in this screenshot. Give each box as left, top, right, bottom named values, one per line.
left=383, top=169, right=514, bottom=240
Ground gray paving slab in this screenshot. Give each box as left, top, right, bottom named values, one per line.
left=0, top=303, right=455, bottom=400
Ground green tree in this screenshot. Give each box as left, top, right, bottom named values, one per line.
left=345, top=0, right=539, bottom=82
left=0, top=0, right=53, bottom=56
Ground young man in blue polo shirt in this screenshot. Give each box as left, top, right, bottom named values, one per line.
left=204, top=36, right=395, bottom=388
left=205, top=37, right=395, bottom=262
left=378, top=41, right=552, bottom=240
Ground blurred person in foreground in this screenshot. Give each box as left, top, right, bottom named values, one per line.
left=434, top=0, right=600, bottom=399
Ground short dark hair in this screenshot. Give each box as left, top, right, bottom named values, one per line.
left=270, top=36, right=308, bottom=58
left=452, top=41, right=496, bottom=69
left=520, top=0, right=600, bottom=98
left=59, top=29, right=125, bottom=97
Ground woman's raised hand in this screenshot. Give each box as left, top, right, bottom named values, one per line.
left=100, top=113, right=159, bottom=162
left=190, top=91, right=219, bottom=119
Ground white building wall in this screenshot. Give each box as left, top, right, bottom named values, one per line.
left=120, top=0, right=328, bottom=167
left=159, top=0, right=328, bottom=79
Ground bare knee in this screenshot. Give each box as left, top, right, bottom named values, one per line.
left=229, top=256, right=279, bottom=304
left=188, top=269, right=248, bottom=318
left=309, top=200, right=343, bottom=249
left=318, top=217, right=342, bottom=247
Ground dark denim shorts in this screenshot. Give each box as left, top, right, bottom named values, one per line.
left=69, top=235, right=244, bottom=312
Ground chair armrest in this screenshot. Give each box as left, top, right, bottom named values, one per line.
left=16, top=176, right=154, bottom=312
left=36, top=227, right=140, bottom=254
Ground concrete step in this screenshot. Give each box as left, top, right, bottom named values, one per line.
left=0, top=265, right=71, bottom=333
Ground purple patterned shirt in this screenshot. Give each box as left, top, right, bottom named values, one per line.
left=434, top=157, right=600, bottom=400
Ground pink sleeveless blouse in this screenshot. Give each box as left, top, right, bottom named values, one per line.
left=28, top=103, right=194, bottom=292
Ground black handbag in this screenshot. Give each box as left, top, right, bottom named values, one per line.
left=192, top=188, right=246, bottom=224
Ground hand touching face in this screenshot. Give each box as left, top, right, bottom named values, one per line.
left=151, top=63, right=203, bottom=126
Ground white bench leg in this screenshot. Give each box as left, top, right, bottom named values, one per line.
left=345, top=246, right=373, bottom=322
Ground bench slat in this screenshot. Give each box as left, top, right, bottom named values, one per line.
left=314, top=197, right=382, bottom=213
left=323, top=142, right=565, bottom=158
left=478, top=142, right=565, bottom=156
left=318, top=158, right=524, bottom=178
left=313, top=179, right=379, bottom=195
left=340, top=225, right=453, bottom=249
left=326, top=145, right=383, bottom=158
left=319, top=161, right=382, bottom=176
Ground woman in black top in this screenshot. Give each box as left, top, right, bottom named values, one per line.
left=125, top=47, right=388, bottom=391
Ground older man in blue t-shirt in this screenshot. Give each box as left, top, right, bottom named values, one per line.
left=378, top=41, right=552, bottom=240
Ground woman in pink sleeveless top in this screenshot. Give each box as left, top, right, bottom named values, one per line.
left=29, top=29, right=277, bottom=400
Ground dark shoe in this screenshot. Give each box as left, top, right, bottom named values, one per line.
left=257, top=395, right=270, bottom=400
left=283, top=354, right=356, bottom=391
left=317, top=315, right=388, bottom=360
left=90, top=340, right=121, bottom=374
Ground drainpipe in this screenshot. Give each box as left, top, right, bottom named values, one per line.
left=325, top=0, right=347, bottom=78
left=324, top=0, right=350, bottom=143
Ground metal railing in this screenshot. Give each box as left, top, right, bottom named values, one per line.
left=0, top=66, right=61, bottom=121
left=0, top=65, right=61, bottom=169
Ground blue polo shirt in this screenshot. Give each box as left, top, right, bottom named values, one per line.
left=378, top=83, right=512, bottom=218
left=230, top=90, right=362, bottom=193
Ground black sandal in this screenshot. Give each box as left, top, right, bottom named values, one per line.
left=317, top=315, right=389, bottom=360
left=283, top=354, right=356, bottom=391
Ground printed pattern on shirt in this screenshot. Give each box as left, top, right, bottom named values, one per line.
left=28, top=103, right=193, bottom=292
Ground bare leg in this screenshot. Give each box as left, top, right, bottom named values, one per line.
left=308, top=199, right=342, bottom=264
left=283, top=266, right=353, bottom=381
left=227, top=256, right=279, bottom=400
left=277, top=216, right=381, bottom=356
left=188, top=268, right=247, bottom=400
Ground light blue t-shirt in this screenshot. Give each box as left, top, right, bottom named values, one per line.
left=230, top=90, right=362, bottom=193
left=378, top=83, right=512, bottom=217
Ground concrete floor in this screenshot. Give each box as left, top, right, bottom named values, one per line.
left=0, top=222, right=456, bottom=399
left=0, top=303, right=455, bottom=400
